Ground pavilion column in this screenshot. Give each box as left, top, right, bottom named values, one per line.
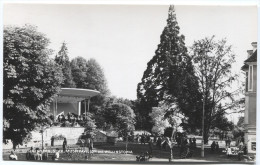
left=53, top=100, right=55, bottom=122
left=87, top=97, right=90, bottom=112
left=78, top=101, right=81, bottom=115
left=84, top=99, right=87, bottom=118
left=55, top=98, right=58, bottom=122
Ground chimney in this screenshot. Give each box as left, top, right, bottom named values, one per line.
left=251, top=42, right=257, bottom=52
left=247, top=50, right=253, bottom=58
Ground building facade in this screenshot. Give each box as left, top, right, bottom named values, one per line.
left=241, top=42, right=257, bottom=154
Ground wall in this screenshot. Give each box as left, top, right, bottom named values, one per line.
left=253, top=65, right=257, bottom=91
left=3, top=127, right=85, bottom=149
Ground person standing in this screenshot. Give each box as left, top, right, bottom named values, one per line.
left=89, top=138, right=93, bottom=155
left=211, top=141, right=216, bottom=152
left=52, top=148, right=60, bottom=161
left=156, top=136, right=162, bottom=149
left=63, top=138, right=67, bottom=153
left=26, top=147, right=34, bottom=160
left=226, top=146, right=232, bottom=158
left=216, top=142, right=219, bottom=151
left=192, top=137, right=196, bottom=148
left=34, top=148, right=42, bottom=160
left=148, top=138, right=153, bottom=155
left=51, top=136, right=55, bottom=147
left=189, top=138, right=192, bottom=146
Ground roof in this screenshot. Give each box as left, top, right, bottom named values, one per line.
left=245, top=50, right=257, bottom=63
left=95, top=130, right=118, bottom=137
left=241, top=64, right=249, bottom=71
left=56, top=88, right=100, bottom=103
left=133, top=130, right=151, bottom=136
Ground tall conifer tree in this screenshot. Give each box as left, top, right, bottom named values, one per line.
left=55, top=42, right=76, bottom=88
left=137, top=5, right=201, bottom=130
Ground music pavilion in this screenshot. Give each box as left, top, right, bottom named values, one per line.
left=50, top=88, right=100, bottom=118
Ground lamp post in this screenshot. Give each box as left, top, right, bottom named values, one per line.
left=124, top=122, right=129, bottom=154
left=40, top=125, right=49, bottom=151
left=201, top=92, right=205, bottom=157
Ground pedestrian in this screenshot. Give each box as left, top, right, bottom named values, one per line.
left=154, top=136, right=157, bottom=143
left=9, top=151, right=18, bottom=160
left=67, top=113, right=71, bottom=122
left=51, top=136, right=55, bottom=147
left=226, top=146, right=232, bottom=158
left=211, top=141, right=216, bottom=152
left=179, top=137, right=186, bottom=158
left=26, top=147, right=34, bottom=160
left=227, top=137, right=231, bottom=147
left=88, top=138, right=93, bottom=154
left=239, top=141, right=244, bottom=150
left=243, top=145, right=248, bottom=155
left=241, top=136, right=244, bottom=143
left=141, top=135, right=145, bottom=145
left=61, top=114, right=65, bottom=122
left=156, top=136, right=162, bottom=149
left=216, top=142, right=219, bottom=151
left=52, top=148, right=60, bottom=161
left=63, top=138, right=67, bottom=152
left=189, top=138, right=192, bottom=145
left=146, top=135, right=150, bottom=144
left=42, top=148, right=48, bottom=161
left=34, top=148, right=42, bottom=160
left=148, top=138, right=153, bottom=155
left=192, top=137, right=196, bottom=148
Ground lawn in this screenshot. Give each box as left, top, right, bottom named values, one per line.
left=2, top=142, right=248, bottom=162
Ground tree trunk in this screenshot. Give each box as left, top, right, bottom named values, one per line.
left=12, top=140, right=17, bottom=151
left=169, top=126, right=174, bottom=162
left=204, top=128, right=209, bottom=144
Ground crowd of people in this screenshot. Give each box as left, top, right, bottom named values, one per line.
left=53, top=112, right=86, bottom=127
left=133, top=133, right=196, bottom=159
left=8, top=136, right=95, bottom=161
left=7, top=131, right=251, bottom=161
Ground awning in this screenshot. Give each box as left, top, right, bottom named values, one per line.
left=56, top=88, right=100, bottom=103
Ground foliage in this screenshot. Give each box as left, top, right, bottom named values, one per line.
left=55, top=42, right=76, bottom=88
left=137, top=5, right=200, bottom=131
left=190, top=36, right=240, bottom=143
left=70, top=57, right=109, bottom=117
left=3, top=25, right=63, bottom=148
left=237, top=116, right=244, bottom=128
left=104, top=103, right=135, bottom=137
left=53, top=134, right=66, bottom=140
left=83, top=112, right=97, bottom=135
left=70, top=57, right=88, bottom=88
left=232, top=116, right=244, bottom=139
left=85, top=58, right=109, bottom=115
left=149, top=107, right=170, bottom=135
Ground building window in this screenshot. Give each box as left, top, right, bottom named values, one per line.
left=252, top=142, right=256, bottom=151
left=246, top=72, right=248, bottom=92
left=249, top=65, right=253, bottom=91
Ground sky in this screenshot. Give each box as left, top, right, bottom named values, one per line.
left=3, top=4, right=257, bottom=102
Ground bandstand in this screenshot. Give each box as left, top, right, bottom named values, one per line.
left=50, top=88, right=100, bottom=119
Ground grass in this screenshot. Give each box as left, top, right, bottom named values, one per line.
left=2, top=142, right=247, bottom=162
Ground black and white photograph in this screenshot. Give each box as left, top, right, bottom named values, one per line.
left=2, top=0, right=258, bottom=163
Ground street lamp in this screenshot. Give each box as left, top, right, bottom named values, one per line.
left=124, top=122, right=130, bottom=154
left=201, top=92, right=205, bottom=158
left=40, top=125, right=49, bottom=151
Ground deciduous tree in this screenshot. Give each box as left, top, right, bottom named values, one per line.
left=190, top=36, right=240, bottom=143
left=3, top=25, right=63, bottom=149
